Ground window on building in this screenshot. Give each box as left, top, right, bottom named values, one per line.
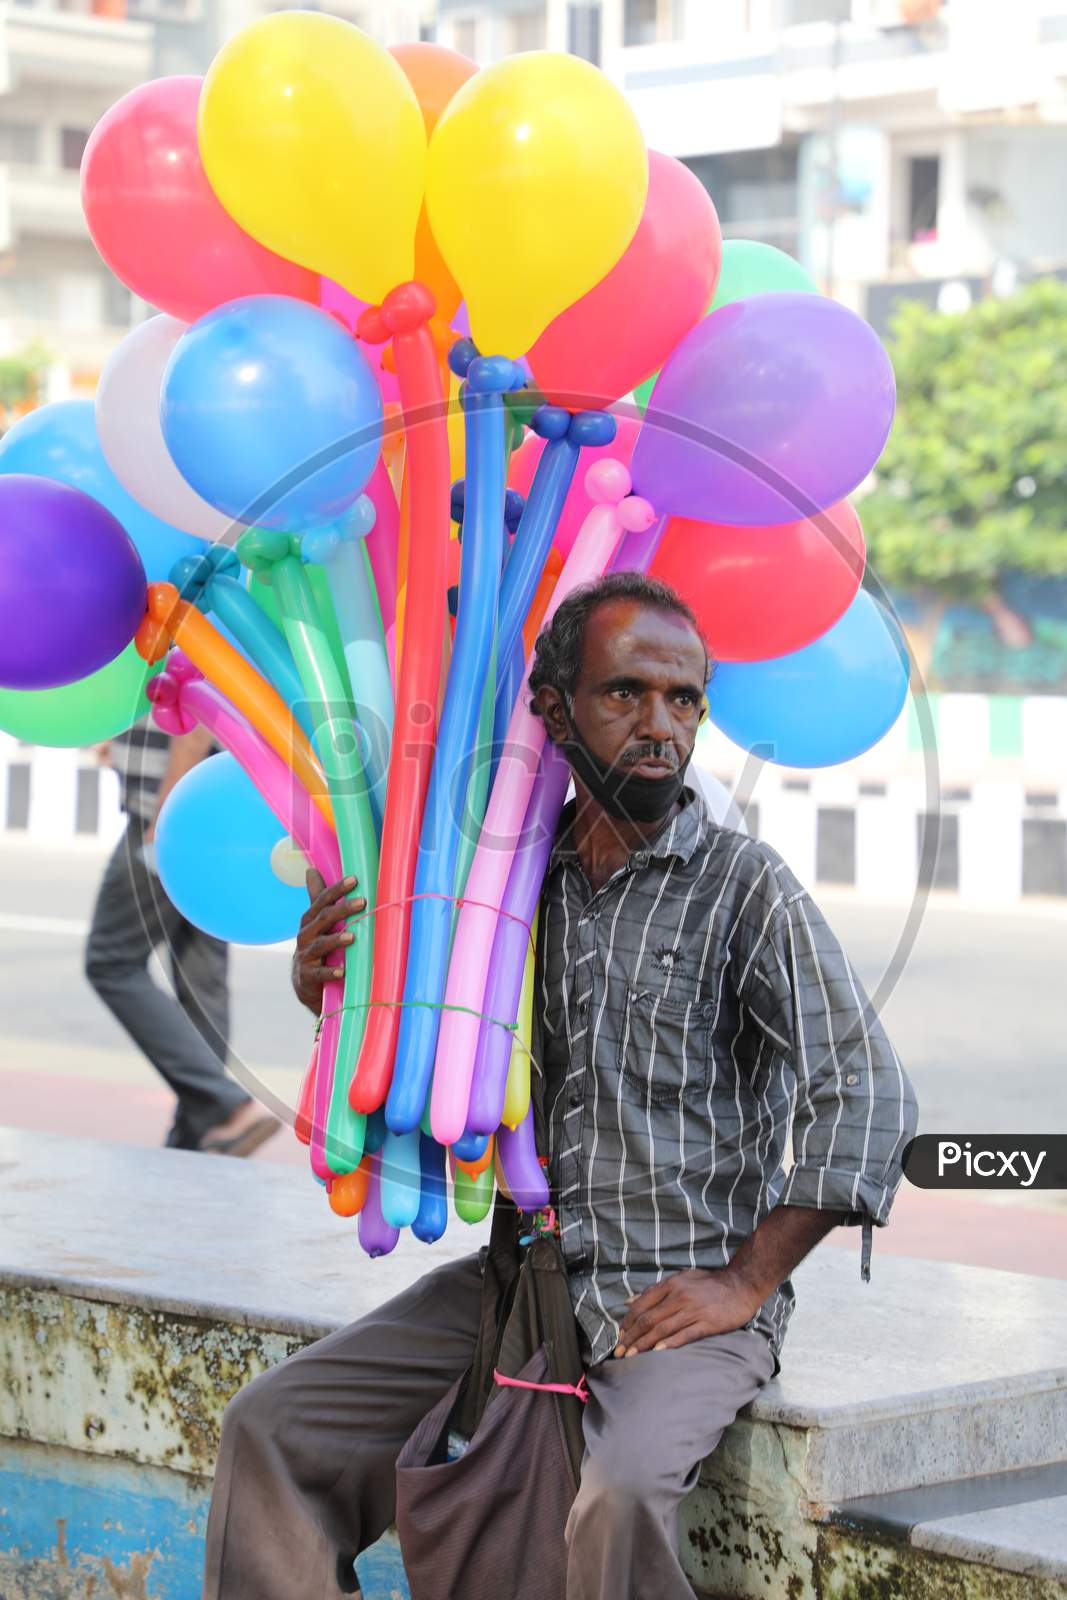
left=103, top=272, right=133, bottom=328
left=780, top=0, right=849, bottom=21
left=624, top=0, right=659, bottom=43
left=503, top=5, right=547, bottom=51
left=568, top=2, right=602, bottom=61
left=56, top=271, right=104, bottom=331
left=60, top=128, right=90, bottom=171
left=0, top=122, right=40, bottom=165
left=624, top=0, right=683, bottom=44
left=685, top=147, right=801, bottom=255
left=907, top=154, right=940, bottom=240
left=452, top=16, right=478, bottom=56
left=419, top=19, right=436, bottom=40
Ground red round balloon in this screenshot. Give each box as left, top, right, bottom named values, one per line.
left=528, top=151, right=722, bottom=410
left=651, top=501, right=866, bottom=662
left=81, top=76, right=318, bottom=325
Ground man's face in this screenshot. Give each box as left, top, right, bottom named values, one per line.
left=540, top=599, right=708, bottom=778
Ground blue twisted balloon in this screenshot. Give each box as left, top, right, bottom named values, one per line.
left=491, top=406, right=617, bottom=761
left=385, top=344, right=527, bottom=1134
left=170, top=547, right=315, bottom=741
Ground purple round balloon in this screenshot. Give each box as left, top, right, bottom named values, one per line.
left=0, top=473, right=146, bottom=690
left=631, top=292, right=896, bottom=527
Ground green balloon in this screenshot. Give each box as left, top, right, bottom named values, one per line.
left=0, top=642, right=163, bottom=747
left=249, top=561, right=353, bottom=714
left=632, top=240, right=819, bottom=414
left=709, top=240, right=818, bottom=313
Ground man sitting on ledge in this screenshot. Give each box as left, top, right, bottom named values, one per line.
left=202, top=572, right=919, bottom=1600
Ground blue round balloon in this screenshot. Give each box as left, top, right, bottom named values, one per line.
left=161, top=296, right=383, bottom=533
left=706, top=588, right=910, bottom=768
left=0, top=400, right=205, bottom=581
left=155, top=751, right=309, bottom=944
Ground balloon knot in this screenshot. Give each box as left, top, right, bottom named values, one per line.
left=585, top=460, right=634, bottom=506
left=359, top=285, right=438, bottom=345
left=356, top=306, right=390, bottom=346
left=169, top=547, right=239, bottom=608
left=531, top=405, right=571, bottom=443
left=145, top=662, right=199, bottom=737
left=135, top=582, right=180, bottom=664
left=449, top=337, right=478, bottom=379
left=618, top=493, right=657, bottom=534
left=504, top=489, right=525, bottom=533
left=236, top=526, right=294, bottom=575
left=467, top=355, right=527, bottom=395
left=569, top=411, right=617, bottom=448
left=168, top=649, right=203, bottom=684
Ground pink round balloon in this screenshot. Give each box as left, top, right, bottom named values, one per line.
left=82, top=76, right=318, bottom=325
left=528, top=151, right=722, bottom=411
left=507, top=412, right=641, bottom=560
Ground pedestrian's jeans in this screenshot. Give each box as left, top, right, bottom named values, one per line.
left=203, top=1252, right=777, bottom=1600
left=84, top=816, right=246, bottom=1148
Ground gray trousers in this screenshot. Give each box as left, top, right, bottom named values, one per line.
left=203, top=1253, right=776, bottom=1600
left=85, top=816, right=246, bottom=1149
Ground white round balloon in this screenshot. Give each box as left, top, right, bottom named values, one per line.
left=270, top=835, right=312, bottom=888
left=96, top=315, right=243, bottom=544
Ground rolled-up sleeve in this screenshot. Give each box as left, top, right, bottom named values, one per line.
left=739, top=888, right=919, bottom=1232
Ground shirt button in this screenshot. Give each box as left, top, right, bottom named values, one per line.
left=569, top=1091, right=582, bottom=1108
left=578, top=1000, right=588, bottom=1016
left=634, top=851, right=649, bottom=867
left=846, top=1073, right=860, bottom=1086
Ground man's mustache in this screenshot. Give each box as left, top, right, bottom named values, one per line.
left=619, top=741, right=681, bottom=771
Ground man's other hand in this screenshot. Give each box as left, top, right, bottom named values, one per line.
left=292, top=869, right=367, bottom=1016
left=613, top=1269, right=760, bottom=1358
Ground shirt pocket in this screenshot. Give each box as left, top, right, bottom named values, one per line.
left=616, top=987, right=714, bottom=1105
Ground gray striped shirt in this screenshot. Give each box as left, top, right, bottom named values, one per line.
left=536, top=786, right=918, bottom=1369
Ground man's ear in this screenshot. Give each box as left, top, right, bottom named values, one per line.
left=536, top=686, right=571, bottom=747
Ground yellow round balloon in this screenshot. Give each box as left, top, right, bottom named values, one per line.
left=199, top=12, right=426, bottom=304
left=426, top=53, right=647, bottom=359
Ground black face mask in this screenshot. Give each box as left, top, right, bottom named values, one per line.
left=561, top=707, right=694, bottom=826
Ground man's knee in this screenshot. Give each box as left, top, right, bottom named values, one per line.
left=569, top=1452, right=660, bottom=1535
left=217, top=1363, right=285, bottom=1467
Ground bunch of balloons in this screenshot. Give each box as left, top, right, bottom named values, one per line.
left=0, top=20, right=909, bottom=1253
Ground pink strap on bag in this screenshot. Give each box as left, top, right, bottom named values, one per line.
left=493, top=1368, right=589, bottom=1404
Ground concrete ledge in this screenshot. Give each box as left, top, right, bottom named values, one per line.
left=2, top=1128, right=1066, bottom=1600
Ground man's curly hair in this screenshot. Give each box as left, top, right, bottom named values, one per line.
left=528, top=571, right=712, bottom=718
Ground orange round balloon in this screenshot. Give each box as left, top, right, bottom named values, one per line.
left=389, top=43, right=477, bottom=321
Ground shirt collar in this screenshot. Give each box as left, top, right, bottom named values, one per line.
left=547, top=784, right=711, bottom=874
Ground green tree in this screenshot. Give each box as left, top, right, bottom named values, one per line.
left=0, top=340, right=49, bottom=418
left=862, top=279, right=1067, bottom=670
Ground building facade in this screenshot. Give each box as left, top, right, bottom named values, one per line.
left=433, top=0, right=1067, bottom=327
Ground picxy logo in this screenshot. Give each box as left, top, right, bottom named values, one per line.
left=902, top=1135, right=1066, bottom=1191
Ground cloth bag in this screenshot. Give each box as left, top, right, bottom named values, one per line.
left=394, top=1194, right=586, bottom=1600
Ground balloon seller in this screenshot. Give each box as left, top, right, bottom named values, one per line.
left=0, top=20, right=922, bottom=1600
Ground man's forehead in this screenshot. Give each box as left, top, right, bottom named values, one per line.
left=581, top=600, right=705, bottom=672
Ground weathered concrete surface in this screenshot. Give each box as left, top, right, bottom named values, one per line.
left=0, top=1284, right=304, bottom=1477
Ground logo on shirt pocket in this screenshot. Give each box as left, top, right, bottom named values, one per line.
left=616, top=988, right=714, bottom=1105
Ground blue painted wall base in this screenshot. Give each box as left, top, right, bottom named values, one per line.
left=0, top=1436, right=410, bottom=1600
